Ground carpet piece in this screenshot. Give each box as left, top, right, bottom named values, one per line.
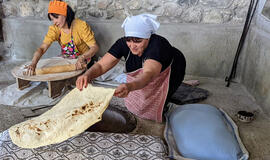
left=0, top=130, right=167, bottom=160
left=170, top=83, right=209, bottom=104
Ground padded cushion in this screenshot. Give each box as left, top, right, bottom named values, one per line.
left=165, top=103, right=249, bottom=160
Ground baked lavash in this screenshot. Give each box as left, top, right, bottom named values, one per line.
left=9, top=84, right=115, bottom=148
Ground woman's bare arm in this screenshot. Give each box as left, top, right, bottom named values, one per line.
left=26, top=43, right=50, bottom=75
left=76, top=53, right=120, bottom=90
left=114, top=59, right=162, bottom=97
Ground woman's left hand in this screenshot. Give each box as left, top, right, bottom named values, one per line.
left=75, top=55, right=87, bottom=70
left=114, top=83, right=131, bottom=98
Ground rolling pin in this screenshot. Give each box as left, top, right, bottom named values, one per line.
left=35, top=64, right=77, bottom=75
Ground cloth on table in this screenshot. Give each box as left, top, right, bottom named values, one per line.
left=95, top=58, right=125, bottom=83
left=93, top=59, right=126, bottom=87
left=0, top=130, right=168, bottom=160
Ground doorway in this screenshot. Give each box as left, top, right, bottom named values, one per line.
left=0, top=1, right=3, bottom=42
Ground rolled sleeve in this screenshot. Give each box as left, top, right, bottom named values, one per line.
left=79, top=21, right=97, bottom=46
left=43, top=25, right=59, bottom=45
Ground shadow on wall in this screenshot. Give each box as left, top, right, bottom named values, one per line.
left=0, top=17, right=3, bottom=60
left=0, top=20, right=2, bottom=42
left=0, top=0, right=3, bottom=42
left=0, top=0, right=3, bottom=61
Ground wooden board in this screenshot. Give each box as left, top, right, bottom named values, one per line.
left=11, top=57, right=85, bottom=82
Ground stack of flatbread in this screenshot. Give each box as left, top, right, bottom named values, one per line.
left=9, top=84, right=115, bottom=148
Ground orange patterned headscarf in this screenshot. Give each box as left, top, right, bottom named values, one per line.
left=48, top=0, right=67, bottom=16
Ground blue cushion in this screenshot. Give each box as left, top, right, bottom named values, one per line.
left=168, top=104, right=248, bottom=160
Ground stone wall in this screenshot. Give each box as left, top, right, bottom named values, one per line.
left=0, top=0, right=251, bottom=79
left=1, top=0, right=250, bottom=24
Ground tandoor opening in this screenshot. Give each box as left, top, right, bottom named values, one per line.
left=86, top=105, right=137, bottom=133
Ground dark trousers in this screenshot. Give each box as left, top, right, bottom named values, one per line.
left=163, top=47, right=186, bottom=113
left=87, top=59, right=95, bottom=69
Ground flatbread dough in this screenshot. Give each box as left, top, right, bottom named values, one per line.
left=35, top=64, right=77, bottom=75
left=9, top=84, right=115, bottom=148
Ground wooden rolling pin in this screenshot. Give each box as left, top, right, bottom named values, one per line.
left=35, top=64, right=77, bottom=75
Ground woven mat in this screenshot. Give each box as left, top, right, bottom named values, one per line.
left=0, top=130, right=168, bottom=160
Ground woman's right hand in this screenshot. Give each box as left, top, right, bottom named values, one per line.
left=75, top=55, right=87, bottom=70
left=25, top=63, right=36, bottom=76
left=76, top=74, right=90, bottom=91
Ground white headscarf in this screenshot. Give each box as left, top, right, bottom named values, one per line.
left=121, top=13, right=160, bottom=39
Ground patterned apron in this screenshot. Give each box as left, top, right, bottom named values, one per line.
left=58, top=29, right=80, bottom=59
left=124, top=52, right=171, bottom=122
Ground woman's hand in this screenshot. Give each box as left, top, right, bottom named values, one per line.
left=114, top=83, right=131, bottom=98
left=25, top=63, right=37, bottom=76
left=76, top=74, right=90, bottom=91
left=26, top=43, right=50, bottom=76
left=75, top=55, right=87, bottom=70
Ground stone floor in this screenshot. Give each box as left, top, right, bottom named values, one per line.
left=0, top=50, right=270, bottom=159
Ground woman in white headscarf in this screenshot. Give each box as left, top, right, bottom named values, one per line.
left=76, top=14, right=186, bottom=122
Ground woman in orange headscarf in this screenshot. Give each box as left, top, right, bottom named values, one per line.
left=26, top=0, right=99, bottom=75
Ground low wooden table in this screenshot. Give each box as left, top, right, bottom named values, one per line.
left=11, top=57, right=85, bottom=98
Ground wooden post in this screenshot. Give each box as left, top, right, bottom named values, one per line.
left=48, top=79, right=66, bottom=98
left=16, top=78, right=31, bottom=90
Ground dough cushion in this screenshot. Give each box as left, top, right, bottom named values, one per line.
left=9, top=84, right=115, bottom=148
left=35, top=64, right=77, bottom=75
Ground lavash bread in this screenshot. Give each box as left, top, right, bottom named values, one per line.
left=9, top=84, right=115, bottom=148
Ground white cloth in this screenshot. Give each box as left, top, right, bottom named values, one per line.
left=121, top=13, right=160, bottom=38
left=0, top=82, right=66, bottom=107
left=95, top=58, right=126, bottom=82
left=94, top=59, right=127, bottom=87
